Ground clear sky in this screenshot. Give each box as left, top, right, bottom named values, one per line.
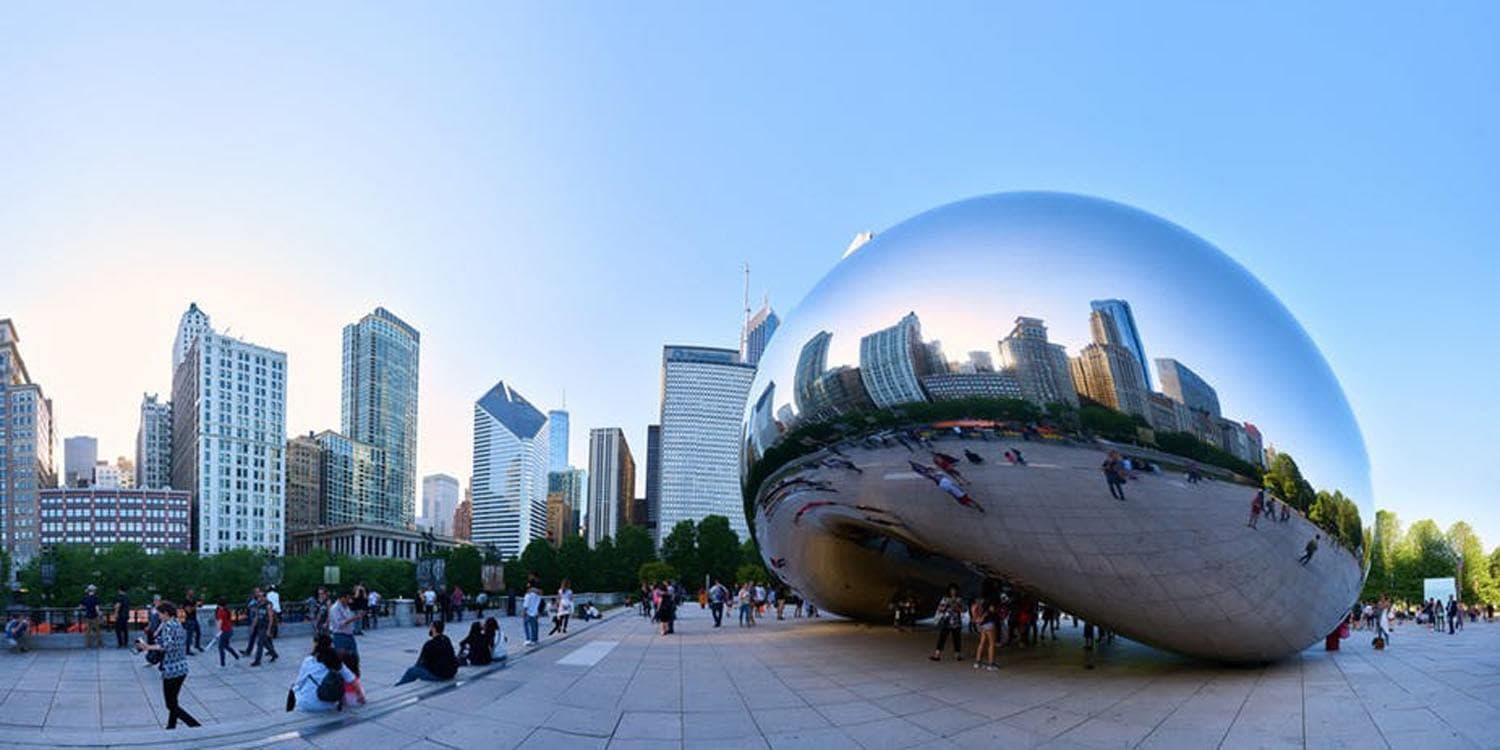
left=2, top=4, right=1495, bottom=543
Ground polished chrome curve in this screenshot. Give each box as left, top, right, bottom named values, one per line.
left=742, top=192, right=1372, bottom=662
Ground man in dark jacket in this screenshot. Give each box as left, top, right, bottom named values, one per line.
left=395, top=621, right=458, bottom=685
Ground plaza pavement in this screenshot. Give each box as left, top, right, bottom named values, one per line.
left=3, top=604, right=1500, bottom=749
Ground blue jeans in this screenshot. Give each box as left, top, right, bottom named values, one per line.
left=332, top=632, right=358, bottom=656
left=395, top=665, right=446, bottom=686
left=523, top=615, right=539, bottom=643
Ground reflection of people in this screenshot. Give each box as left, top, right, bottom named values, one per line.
left=1248, top=490, right=1263, bottom=529
left=963, top=449, right=984, bottom=464
left=1298, top=535, right=1320, bottom=565
left=936, top=475, right=985, bottom=513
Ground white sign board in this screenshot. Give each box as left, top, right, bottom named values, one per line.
left=1423, top=577, right=1457, bottom=603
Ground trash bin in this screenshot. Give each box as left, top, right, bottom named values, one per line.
left=506, top=593, right=517, bottom=617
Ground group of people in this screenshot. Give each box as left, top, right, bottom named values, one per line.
left=915, top=584, right=1089, bottom=670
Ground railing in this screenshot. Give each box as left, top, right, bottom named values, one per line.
left=2, top=599, right=394, bottom=636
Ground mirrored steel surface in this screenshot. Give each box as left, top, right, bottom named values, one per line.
left=742, top=192, right=1372, bottom=662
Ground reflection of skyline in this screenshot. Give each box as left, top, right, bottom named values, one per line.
left=781, top=297, right=1269, bottom=472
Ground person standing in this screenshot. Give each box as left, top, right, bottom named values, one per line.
left=213, top=598, right=241, bottom=666
left=708, top=579, right=727, bottom=628
left=135, top=601, right=201, bottom=729
left=265, top=586, right=282, bottom=640
left=548, top=580, right=573, bottom=635
left=329, top=590, right=361, bottom=676
left=737, top=583, right=755, bottom=627
left=930, top=585, right=965, bottom=661
left=112, top=585, right=131, bottom=649
left=181, top=589, right=202, bottom=655
left=1102, top=451, right=1127, bottom=501
left=248, top=590, right=279, bottom=666
left=522, top=580, right=542, bottom=646
left=422, top=587, right=437, bottom=626
left=367, top=589, right=381, bottom=629
left=81, top=585, right=102, bottom=649
left=450, top=585, right=465, bottom=623
left=1247, top=490, right=1264, bottom=529
left=655, top=583, right=677, bottom=636
left=351, top=582, right=368, bottom=634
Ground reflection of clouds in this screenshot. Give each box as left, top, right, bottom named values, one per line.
left=748, top=193, right=1370, bottom=510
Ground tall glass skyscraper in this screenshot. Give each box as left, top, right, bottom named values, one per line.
left=1089, top=299, right=1152, bottom=391
left=471, top=381, right=550, bottom=559
left=657, top=346, right=756, bottom=544
left=342, top=307, right=420, bottom=528
left=547, top=409, right=570, bottom=471
left=742, top=302, right=780, bottom=366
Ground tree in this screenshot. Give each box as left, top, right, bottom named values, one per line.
left=736, top=563, right=768, bottom=585
left=1392, top=519, right=1457, bottom=605
left=696, top=515, right=741, bottom=588
left=199, top=548, right=268, bottom=602
left=615, top=526, right=657, bottom=591
left=660, top=519, right=700, bottom=586
left=517, top=539, right=560, bottom=592
left=593, top=537, right=621, bottom=593
left=1363, top=510, right=1402, bottom=601
left=1446, top=522, right=1493, bottom=604
left=1262, top=453, right=1315, bottom=513
left=1308, top=490, right=1362, bottom=554
left=638, top=560, right=678, bottom=585
left=556, top=535, right=595, bottom=593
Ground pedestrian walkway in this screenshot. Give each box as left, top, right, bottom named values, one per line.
left=3, top=604, right=1499, bottom=748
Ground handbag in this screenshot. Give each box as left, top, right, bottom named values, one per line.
left=285, top=688, right=297, bottom=712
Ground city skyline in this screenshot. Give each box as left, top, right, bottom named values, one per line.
left=1, top=5, right=1494, bottom=548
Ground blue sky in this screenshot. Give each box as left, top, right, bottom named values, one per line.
left=2, top=4, right=1495, bottom=544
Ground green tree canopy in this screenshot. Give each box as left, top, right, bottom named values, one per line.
left=1262, top=453, right=1315, bottom=513
left=696, top=515, right=741, bottom=588
left=660, top=519, right=700, bottom=586
left=638, top=560, right=678, bottom=585
left=556, top=534, right=596, bottom=593
left=517, top=538, right=560, bottom=592
left=614, top=525, right=658, bottom=592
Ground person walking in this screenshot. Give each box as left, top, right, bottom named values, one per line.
left=266, top=586, right=282, bottom=640
left=930, top=584, right=965, bottom=661
left=248, top=590, right=279, bottom=666
left=1298, top=535, right=1320, bottom=566
left=181, top=589, right=202, bottom=655
left=973, top=598, right=1000, bottom=671
left=81, top=584, right=102, bottom=649
left=737, top=583, right=755, bottom=627
left=113, top=585, right=131, bottom=648
left=548, top=580, right=574, bottom=636
left=213, top=598, right=241, bottom=666
left=655, top=584, right=677, bottom=636
left=1102, top=451, right=1127, bottom=500
left=450, top=585, right=466, bottom=623
left=521, top=580, right=542, bottom=646
left=395, top=621, right=458, bottom=685
left=328, top=590, right=360, bottom=676
left=708, top=579, right=728, bottom=627
left=1247, top=490, right=1264, bottom=529
left=135, top=601, right=201, bottom=729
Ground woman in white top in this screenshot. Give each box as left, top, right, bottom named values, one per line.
left=548, top=580, right=575, bottom=635
left=291, top=635, right=362, bottom=713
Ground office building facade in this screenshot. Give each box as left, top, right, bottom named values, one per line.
left=742, top=302, right=780, bottom=366
left=1070, top=342, right=1150, bottom=418
left=643, top=424, right=661, bottom=530
left=342, top=307, right=420, bottom=529
left=1, top=319, right=56, bottom=564
left=64, top=436, right=98, bottom=488
left=858, top=312, right=929, bottom=408
left=657, top=346, right=756, bottom=544
left=136, top=394, right=172, bottom=489
left=38, top=487, right=191, bottom=554
left=170, top=314, right=288, bottom=555
left=421, top=473, right=460, bottom=538
left=1156, top=358, right=1222, bottom=418
left=285, top=433, right=323, bottom=535
left=470, top=382, right=550, bottom=559
left=586, top=428, right=635, bottom=546
left=997, top=317, right=1079, bottom=409
left=316, top=430, right=384, bottom=527
left=1089, top=299, right=1152, bottom=390
left=547, top=409, right=570, bottom=472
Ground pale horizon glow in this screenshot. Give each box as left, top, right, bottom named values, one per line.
left=2, top=4, right=1496, bottom=546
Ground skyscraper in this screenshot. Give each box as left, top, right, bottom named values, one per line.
left=657, top=345, right=756, bottom=544
left=547, top=409, right=570, bottom=471
left=858, top=312, right=929, bottom=408
left=115, top=457, right=135, bottom=489
left=997, top=317, right=1079, bottom=409
left=285, top=433, right=323, bottom=535
left=586, top=427, right=635, bottom=546
left=136, top=394, right=172, bottom=489
left=172, top=303, right=211, bottom=373
left=342, top=307, right=420, bottom=529
left=1070, top=343, right=1149, bottom=418
left=170, top=311, right=288, bottom=555
left=643, top=424, right=661, bottom=530
left=315, top=430, right=384, bottom=527
left=64, top=436, right=98, bottom=488
left=546, top=468, right=587, bottom=543
left=1089, top=299, right=1152, bottom=390
left=470, top=382, right=550, bottom=559
left=0, top=319, right=56, bottom=564
left=742, top=302, right=780, bottom=366
left=1156, top=358, right=1222, bottom=418
left=453, top=488, right=472, bottom=543
left=422, top=473, right=461, bottom=538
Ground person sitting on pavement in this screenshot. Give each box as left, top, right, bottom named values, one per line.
left=395, top=621, right=458, bottom=686
left=4, top=612, right=31, bottom=652
left=458, top=622, right=492, bottom=666
left=289, top=634, right=361, bottom=713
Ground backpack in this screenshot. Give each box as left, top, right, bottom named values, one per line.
left=316, top=668, right=345, bottom=704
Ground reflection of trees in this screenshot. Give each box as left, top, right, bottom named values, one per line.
left=1259, top=452, right=1363, bottom=556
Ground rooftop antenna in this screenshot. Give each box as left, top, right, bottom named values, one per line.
left=741, top=261, right=751, bottom=356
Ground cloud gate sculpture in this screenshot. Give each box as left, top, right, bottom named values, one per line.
left=741, top=192, right=1371, bottom=662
